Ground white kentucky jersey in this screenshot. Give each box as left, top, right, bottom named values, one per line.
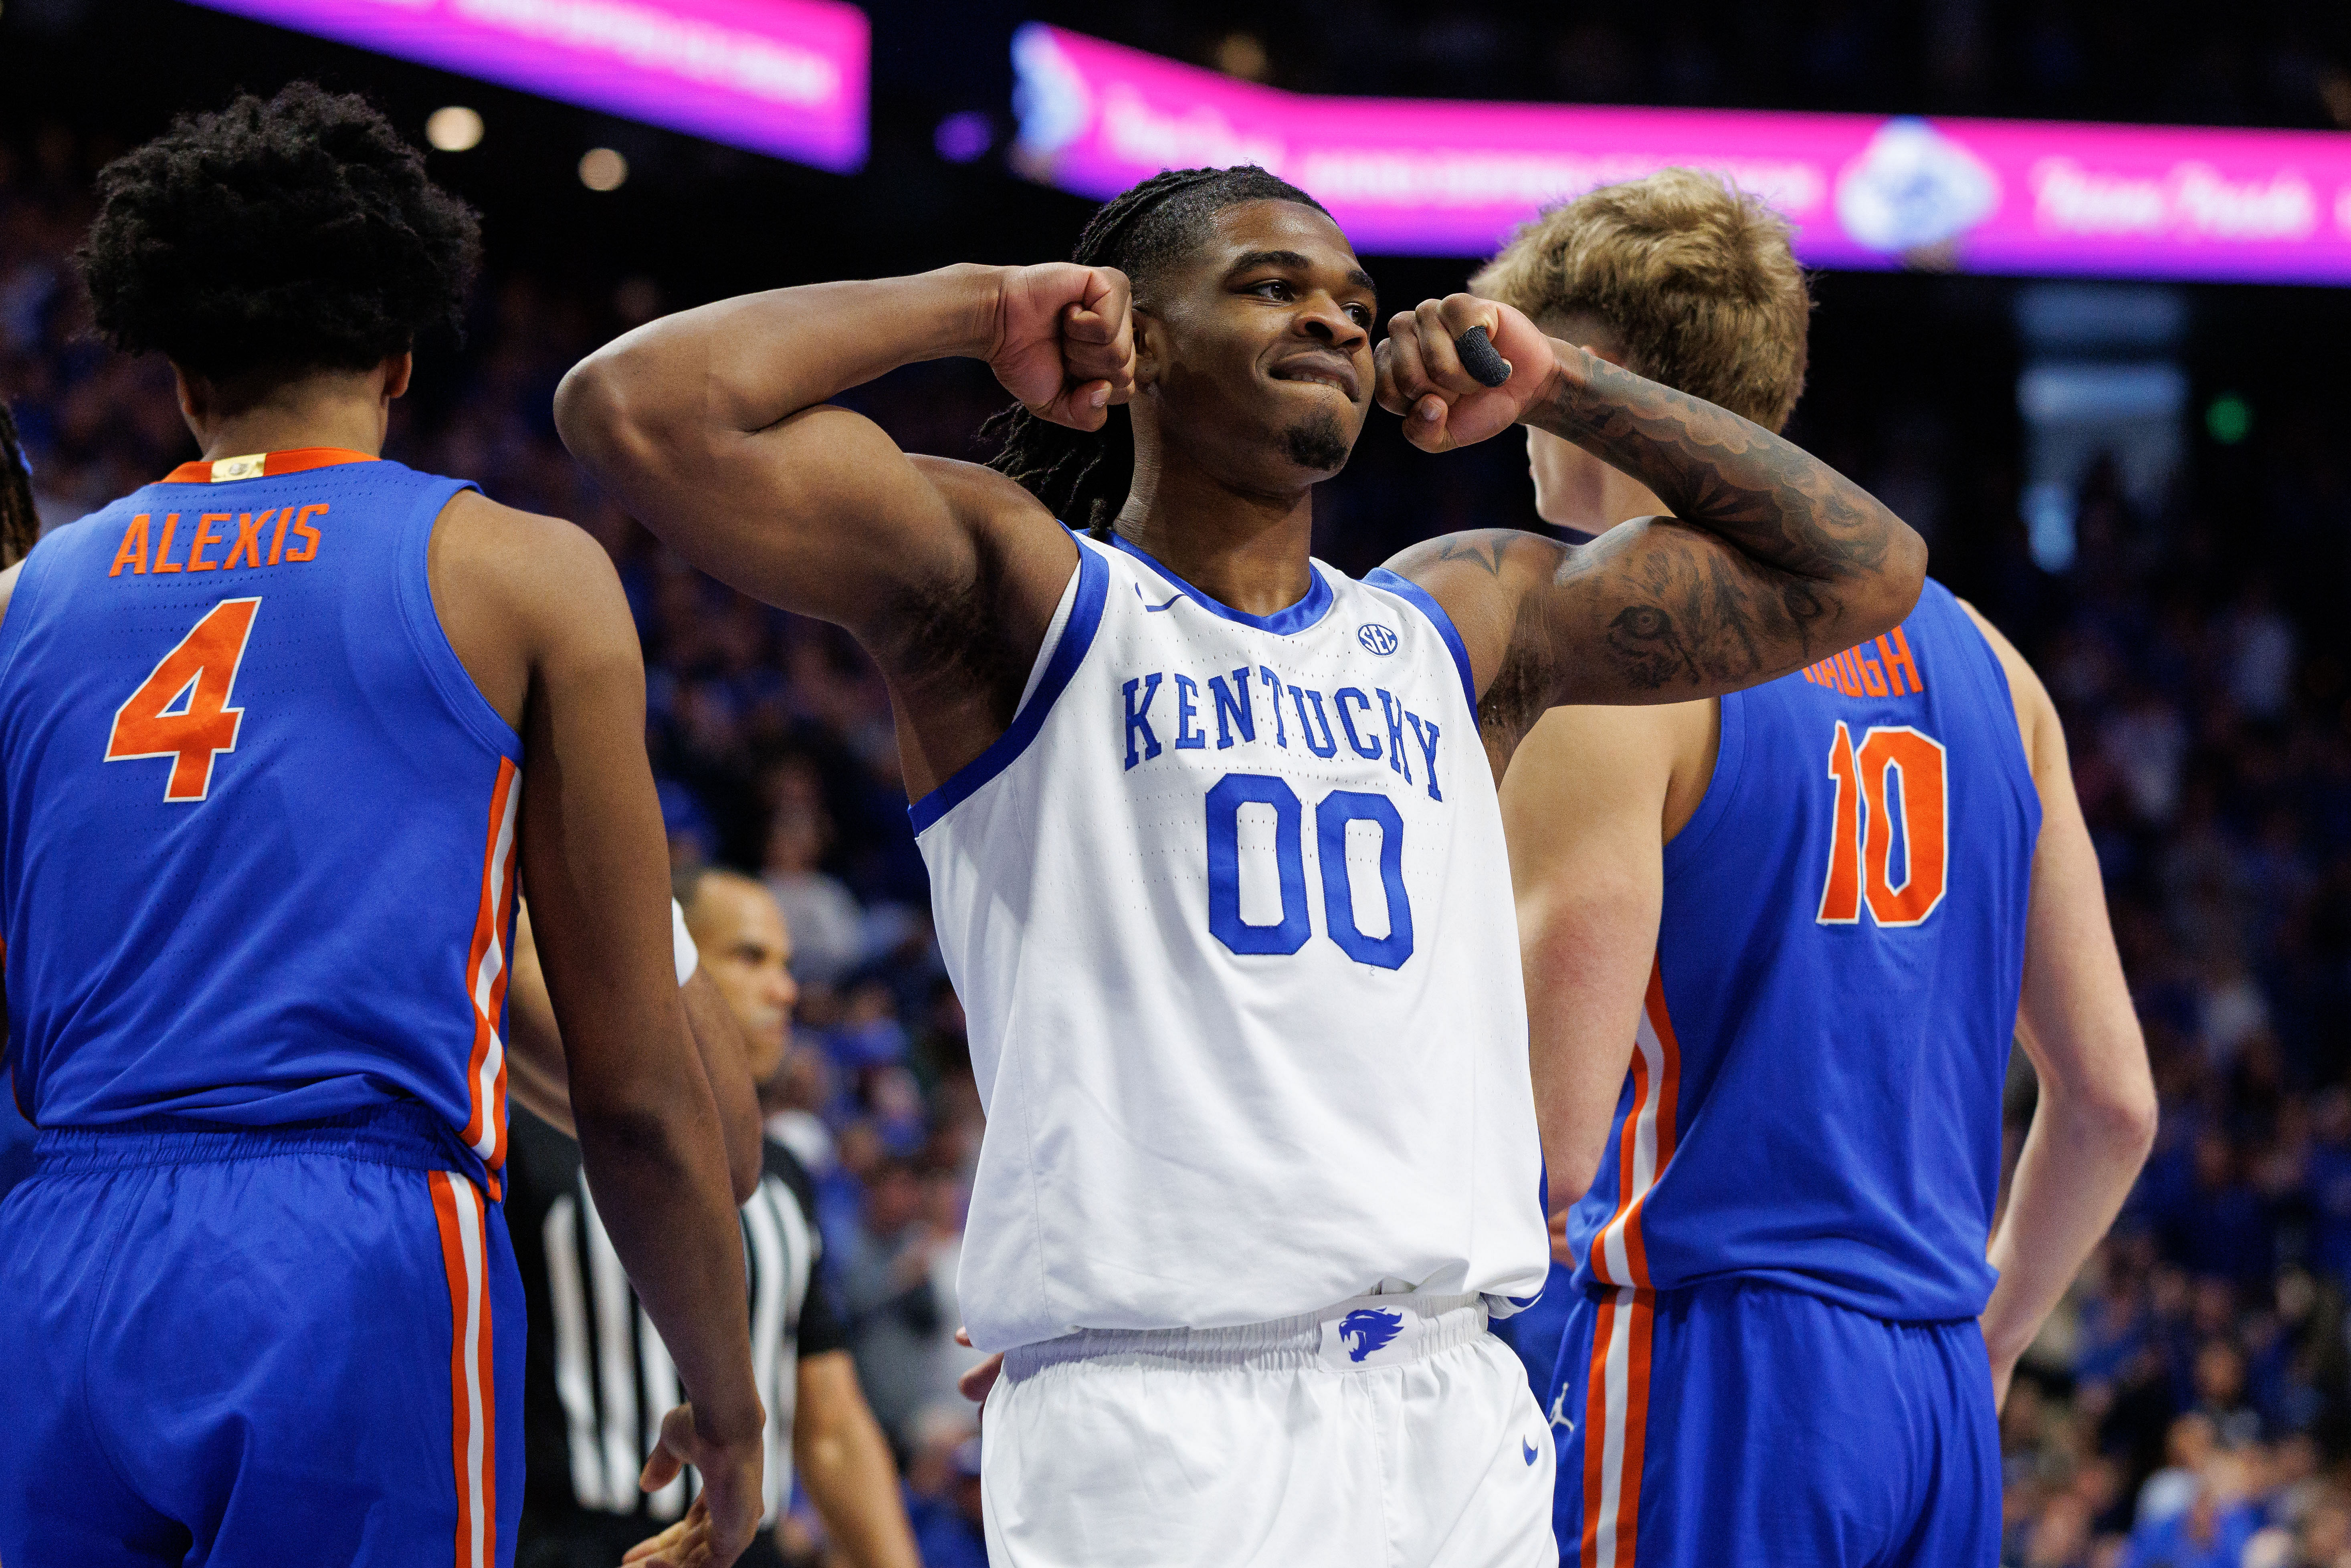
left=914, top=529, right=1549, bottom=1353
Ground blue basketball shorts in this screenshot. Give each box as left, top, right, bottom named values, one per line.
left=1545, top=1278, right=1998, bottom=1568
left=0, top=1103, right=522, bottom=1567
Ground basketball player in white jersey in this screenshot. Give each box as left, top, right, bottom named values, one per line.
left=555, top=165, right=1927, bottom=1566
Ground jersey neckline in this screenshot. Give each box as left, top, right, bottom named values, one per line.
left=161, top=448, right=382, bottom=484
left=1104, top=530, right=1335, bottom=636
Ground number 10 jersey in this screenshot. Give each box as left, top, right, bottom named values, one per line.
left=1561, top=577, right=2040, bottom=1324
left=0, top=452, right=522, bottom=1195
left=917, top=530, right=1549, bottom=1353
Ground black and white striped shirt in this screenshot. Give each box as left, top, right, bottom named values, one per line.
left=507, top=1110, right=843, bottom=1528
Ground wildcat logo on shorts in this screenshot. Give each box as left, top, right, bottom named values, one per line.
left=1337, top=1308, right=1404, bottom=1362
left=1357, top=623, right=1399, bottom=656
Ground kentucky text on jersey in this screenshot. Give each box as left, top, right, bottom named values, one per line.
left=1118, top=662, right=1447, bottom=801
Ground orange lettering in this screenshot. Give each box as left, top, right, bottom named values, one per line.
left=187, top=513, right=229, bottom=572
left=1858, top=728, right=1948, bottom=924
left=267, top=509, right=291, bottom=565
left=222, top=511, right=271, bottom=571
left=105, top=598, right=261, bottom=802
left=1877, top=629, right=1923, bottom=696
left=151, top=514, right=185, bottom=574
left=285, top=503, right=326, bottom=563
left=1855, top=647, right=1889, bottom=697
left=1818, top=720, right=1861, bottom=923
left=110, top=515, right=151, bottom=577
left=1831, top=648, right=1862, bottom=697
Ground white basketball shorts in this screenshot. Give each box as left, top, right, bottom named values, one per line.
left=980, top=1292, right=1556, bottom=1568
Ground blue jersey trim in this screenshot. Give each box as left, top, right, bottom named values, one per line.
left=907, top=538, right=1109, bottom=835
left=1364, top=569, right=1478, bottom=716
left=1107, top=531, right=1333, bottom=635
left=392, top=472, right=521, bottom=763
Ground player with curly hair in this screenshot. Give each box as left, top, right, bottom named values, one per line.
left=0, top=84, right=765, bottom=1568
left=559, top=163, right=1928, bottom=1564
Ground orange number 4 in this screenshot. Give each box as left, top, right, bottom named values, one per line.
left=106, top=597, right=261, bottom=802
left=1817, top=720, right=1948, bottom=928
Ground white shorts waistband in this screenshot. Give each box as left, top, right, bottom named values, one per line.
left=1002, top=1292, right=1489, bottom=1380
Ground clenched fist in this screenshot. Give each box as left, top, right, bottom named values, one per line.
left=1375, top=295, right=1562, bottom=452
left=983, top=262, right=1137, bottom=432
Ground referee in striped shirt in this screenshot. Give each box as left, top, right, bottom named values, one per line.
left=506, top=868, right=918, bottom=1568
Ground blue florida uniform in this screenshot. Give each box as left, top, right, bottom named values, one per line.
left=1548, top=581, right=2038, bottom=1568
left=0, top=450, right=524, bottom=1567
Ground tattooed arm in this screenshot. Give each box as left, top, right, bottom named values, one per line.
left=1375, top=295, right=1925, bottom=771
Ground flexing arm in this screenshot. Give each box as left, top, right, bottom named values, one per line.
left=555, top=266, right=1134, bottom=794
left=1967, top=605, right=2156, bottom=1408
left=501, top=517, right=766, bottom=1565
left=504, top=902, right=765, bottom=1203
left=1378, top=297, right=1925, bottom=763
left=1499, top=705, right=1682, bottom=1208
left=555, top=265, right=1125, bottom=629
left=792, top=1351, right=922, bottom=1568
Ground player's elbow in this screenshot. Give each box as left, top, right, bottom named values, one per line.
left=2102, top=1066, right=2161, bottom=1164
left=555, top=349, right=687, bottom=489
left=1549, top=1149, right=1602, bottom=1215
left=2049, top=1033, right=2159, bottom=1164
left=1846, top=512, right=1928, bottom=642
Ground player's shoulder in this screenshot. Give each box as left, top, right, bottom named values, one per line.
left=907, top=454, right=1074, bottom=557
left=432, top=488, right=628, bottom=625
left=1948, top=589, right=2056, bottom=774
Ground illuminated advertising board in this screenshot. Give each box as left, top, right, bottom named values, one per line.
left=1013, top=22, right=2351, bottom=281
left=186, top=0, right=869, bottom=172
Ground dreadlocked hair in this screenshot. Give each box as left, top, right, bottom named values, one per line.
left=0, top=400, right=36, bottom=569
left=980, top=166, right=1329, bottom=538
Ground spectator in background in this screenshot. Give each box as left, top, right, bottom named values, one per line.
left=841, top=1158, right=949, bottom=1452
left=905, top=1437, right=987, bottom=1568
left=763, top=778, right=864, bottom=987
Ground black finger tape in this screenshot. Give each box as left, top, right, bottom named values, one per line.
left=1454, top=326, right=1511, bottom=387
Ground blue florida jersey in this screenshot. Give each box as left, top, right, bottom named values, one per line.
left=1561, top=579, right=2039, bottom=1322
left=0, top=450, right=523, bottom=1192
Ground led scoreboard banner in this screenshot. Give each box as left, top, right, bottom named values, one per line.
left=1012, top=23, right=2351, bottom=283
left=183, top=0, right=869, bottom=173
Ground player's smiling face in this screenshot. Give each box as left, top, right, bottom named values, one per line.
left=1132, top=199, right=1377, bottom=494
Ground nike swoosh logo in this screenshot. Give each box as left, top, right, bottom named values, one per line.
left=1142, top=593, right=1181, bottom=612
left=1523, top=1439, right=1539, bottom=1466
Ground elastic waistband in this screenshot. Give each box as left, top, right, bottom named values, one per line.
left=1004, top=1292, right=1489, bottom=1380
left=32, top=1100, right=468, bottom=1175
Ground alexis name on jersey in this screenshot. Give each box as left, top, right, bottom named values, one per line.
left=106, top=504, right=330, bottom=576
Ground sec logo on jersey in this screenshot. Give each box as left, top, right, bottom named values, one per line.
left=1358, top=623, right=1399, bottom=656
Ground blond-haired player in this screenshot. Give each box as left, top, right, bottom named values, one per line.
left=1485, top=170, right=2155, bottom=1567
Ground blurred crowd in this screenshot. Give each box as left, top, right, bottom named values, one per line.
left=14, top=104, right=2351, bottom=1566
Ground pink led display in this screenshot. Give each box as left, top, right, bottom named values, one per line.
left=188, top=0, right=869, bottom=172
left=1013, top=23, right=2351, bottom=281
